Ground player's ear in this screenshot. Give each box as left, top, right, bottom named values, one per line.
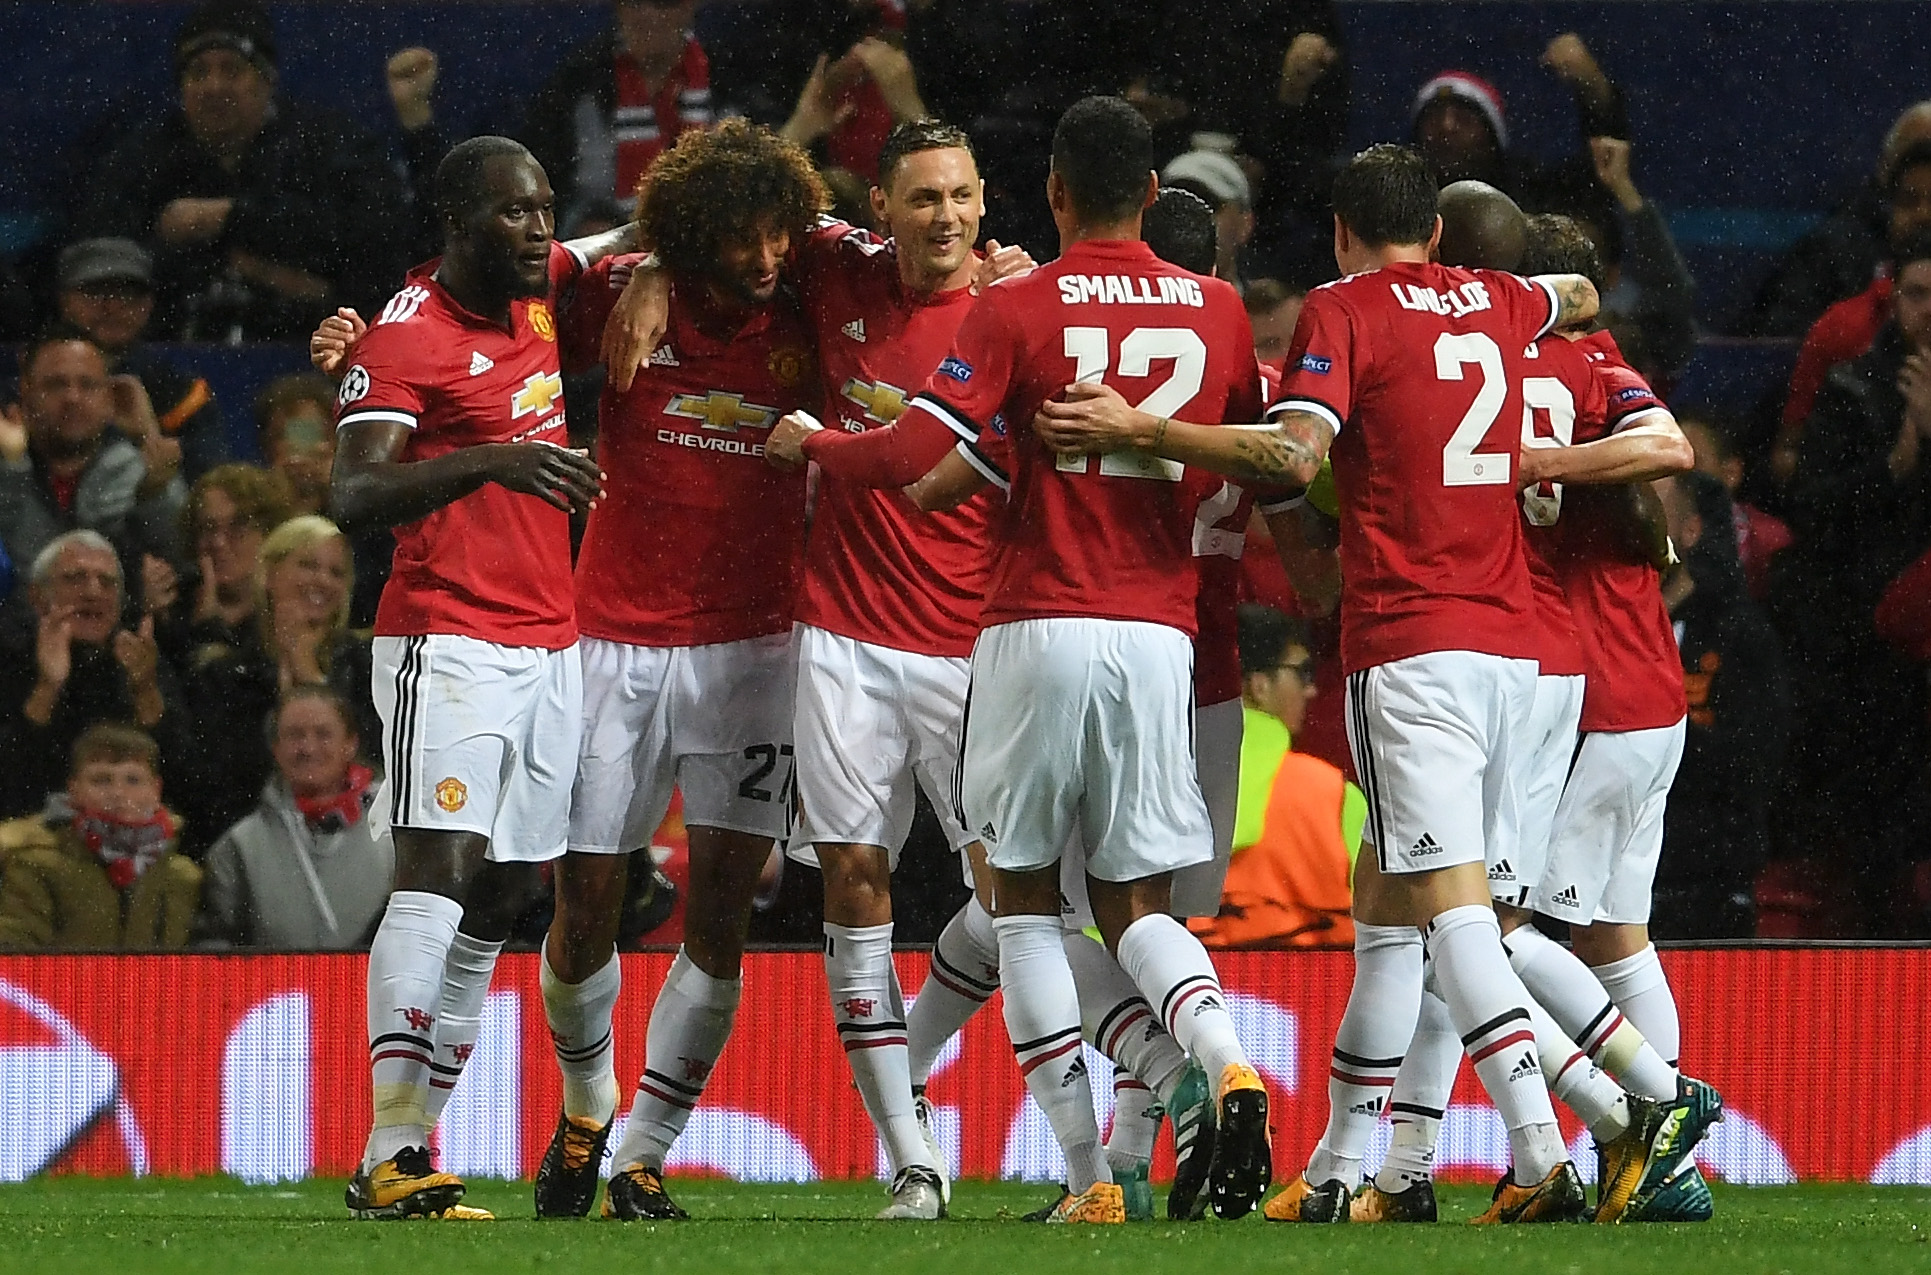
left=1141, top=171, right=1158, bottom=210
left=976, top=178, right=986, bottom=219
left=1332, top=214, right=1350, bottom=257
left=1426, top=215, right=1444, bottom=259
left=869, top=183, right=889, bottom=232
left=1046, top=169, right=1067, bottom=214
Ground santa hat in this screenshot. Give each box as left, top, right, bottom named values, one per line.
left=1413, top=71, right=1508, bottom=151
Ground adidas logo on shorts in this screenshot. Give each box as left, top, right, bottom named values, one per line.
left=1488, top=858, right=1514, bottom=881
left=1551, top=884, right=1581, bottom=908
left=979, top=822, right=999, bottom=844
left=1507, top=1053, right=1541, bottom=1082
left=1411, top=833, right=1443, bottom=857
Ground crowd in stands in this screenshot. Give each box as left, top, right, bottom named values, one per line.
left=0, top=0, right=1928, bottom=947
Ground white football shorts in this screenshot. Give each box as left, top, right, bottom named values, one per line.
left=1492, top=673, right=1585, bottom=905
left=1537, top=717, right=1686, bottom=925
left=788, top=624, right=976, bottom=876
left=962, top=617, right=1212, bottom=884
left=371, top=633, right=582, bottom=863
left=568, top=631, right=797, bottom=853
left=1345, top=649, right=1537, bottom=876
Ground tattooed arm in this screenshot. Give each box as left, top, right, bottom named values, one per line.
left=1534, top=272, right=1601, bottom=330
left=1031, top=381, right=1333, bottom=487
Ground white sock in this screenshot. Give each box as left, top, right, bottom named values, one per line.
left=363, top=890, right=460, bottom=1169
left=824, top=922, right=930, bottom=1175
left=1063, top=929, right=1188, bottom=1103
left=1376, top=985, right=1457, bottom=1192
left=610, top=947, right=740, bottom=1172
left=1591, top=945, right=1682, bottom=1066
left=1308, top=921, right=1422, bottom=1188
left=1115, top=914, right=1247, bottom=1081
left=995, top=914, right=1108, bottom=1193
left=1106, top=1077, right=1162, bottom=1172
left=422, top=929, right=503, bottom=1128
left=1526, top=997, right=1629, bottom=1142
left=541, top=942, right=621, bottom=1126
left=908, top=897, right=999, bottom=1089
left=1427, top=905, right=1563, bottom=1186
left=1506, top=926, right=1676, bottom=1101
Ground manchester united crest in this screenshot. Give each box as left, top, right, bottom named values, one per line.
left=435, top=777, right=469, bottom=812
left=767, top=345, right=810, bottom=387
left=527, top=301, right=556, bottom=342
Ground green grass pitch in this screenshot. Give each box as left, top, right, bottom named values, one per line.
left=1, top=1178, right=1927, bottom=1275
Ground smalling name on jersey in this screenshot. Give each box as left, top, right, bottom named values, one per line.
left=1056, top=274, right=1206, bottom=307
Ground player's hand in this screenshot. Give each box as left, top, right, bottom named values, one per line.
left=139, top=554, right=179, bottom=618
left=311, top=308, right=367, bottom=380
left=155, top=197, right=233, bottom=246
left=850, top=37, right=925, bottom=121
left=1589, top=136, right=1642, bottom=211
left=489, top=442, right=606, bottom=513
left=112, top=616, right=161, bottom=694
left=386, top=47, right=438, bottom=132
left=1278, top=32, right=1338, bottom=105
left=971, top=240, right=1034, bottom=294
left=1032, top=381, right=1157, bottom=453
left=602, top=263, right=673, bottom=393
left=766, top=411, right=823, bottom=472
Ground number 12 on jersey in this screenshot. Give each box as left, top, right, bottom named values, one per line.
left=1053, top=326, right=1205, bottom=481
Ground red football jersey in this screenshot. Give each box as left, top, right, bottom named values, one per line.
left=336, top=242, right=586, bottom=649
left=790, top=220, right=992, bottom=658
left=563, top=256, right=817, bottom=647
left=1551, top=330, right=1687, bottom=732
left=902, top=239, right=1262, bottom=636
left=1276, top=260, right=1560, bottom=674
left=1516, top=334, right=1612, bottom=680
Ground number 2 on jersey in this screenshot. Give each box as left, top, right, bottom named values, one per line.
left=1055, top=326, right=1205, bottom=481
left=1435, top=332, right=1512, bottom=487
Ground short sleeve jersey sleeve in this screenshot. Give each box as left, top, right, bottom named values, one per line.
left=908, top=286, right=1021, bottom=485
left=1271, top=287, right=1355, bottom=435
left=333, top=299, right=430, bottom=431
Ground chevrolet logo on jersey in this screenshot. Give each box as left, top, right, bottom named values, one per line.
left=666, top=392, right=779, bottom=433
left=841, top=378, right=909, bottom=424
left=510, top=370, right=564, bottom=419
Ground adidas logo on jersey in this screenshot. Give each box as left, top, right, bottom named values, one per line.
left=1488, top=858, right=1514, bottom=881
left=1507, top=1054, right=1542, bottom=1082
left=1551, top=884, right=1581, bottom=908
left=468, top=351, right=494, bottom=376
left=1411, top=833, right=1443, bottom=857
left=842, top=318, right=866, bottom=342
left=650, top=344, right=680, bottom=367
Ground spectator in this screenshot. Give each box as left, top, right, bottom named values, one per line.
left=1161, top=148, right=1253, bottom=289
left=0, top=531, right=192, bottom=821
left=254, top=373, right=391, bottom=627
left=154, top=463, right=293, bottom=664
left=1189, top=605, right=1360, bottom=949
left=199, top=686, right=392, bottom=950
left=0, top=329, right=186, bottom=643
left=0, top=723, right=200, bottom=951
left=1679, top=412, right=1792, bottom=601
left=776, top=13, right=931, bottom=184
left=1575, top=136, right=1698, bottom=382
left=1776, top=230, right=1931, bottom=893
left=1653, top=472, right=1789, bottom=939
left=383, top=46, right=451, bottom=265
left=1410, top=35, right=1628, bottom=233
left=522, top=0, right=715, bottom=231
left=1746, top=100, right=1931, bottom=338
left=178, top=515, right=376, bottom=855
left=1245, top=276, right=1306, bottom=366
left=53, top=238, right=230, bottom=481
left=1774, top=140, right=1931, bottom=478
left=74, top=0, right=409, bottom=339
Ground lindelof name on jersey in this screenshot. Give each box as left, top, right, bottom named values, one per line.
left=1055, top=274, right=1206, bottom=307
left=841, top=377, right=908, bottom=428
left=1390, top=278, right=1493, bottom=317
